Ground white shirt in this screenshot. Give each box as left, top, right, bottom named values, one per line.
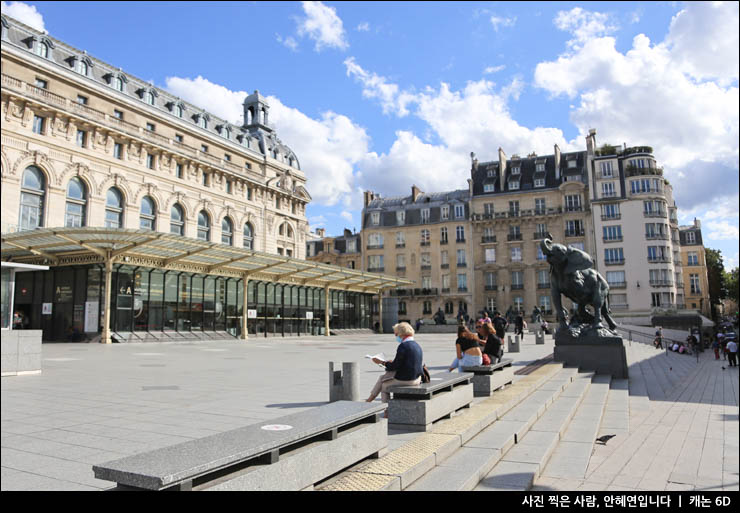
left=728, top=341, right=737, bottom=353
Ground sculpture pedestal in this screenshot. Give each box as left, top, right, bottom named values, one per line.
left=553, top=330, right=628, bottom=379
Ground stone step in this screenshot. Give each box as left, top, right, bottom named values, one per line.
left=537, top=375, right=612, bottom=483
left=474, top=371, right=596, bottom=491
left=406, top=367, right=583, bottom=491
left=318, top=362, right=566, bottom=491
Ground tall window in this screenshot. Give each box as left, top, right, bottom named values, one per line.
left=176, top=104, right=184, bottom=118
left=421, top=208, right=430, bottom=223
left=170, top=204, right=184, bottom=235
left=76, top=59, right=89, bottom=76
left=441, top=205, right=450, bottom=220
left=114, top=76, right=124, bottom=92
left=35, top=41, right=49, bottom=58
left=105, top=187, right=124, bottom=228
left=146, top=91, right=155, bottom=105
left=140, top=196, right=156, bottom=230
left=221, top=218, right=234, bottom=245
left=32, top=115, right=45, bottom=135
left=485, top=248, right=496, bottom=263
left=454, top=204, right=465, bottom=218
left=456, top=225, right=465, bottom=242
left=420, top=229, right=430, bottom=245
left=243, top=223, right=254, bottom=249
left=19, top=166, right=46, bottom=231
left=197, top=211, right=211, bottom=241
left=440, top=227, right=448, bottom=243
left=456, top=249, right=466, bottom=266
left=396, top=210, right=405, bottom=225
left=65, top=177, right=87, bottom=227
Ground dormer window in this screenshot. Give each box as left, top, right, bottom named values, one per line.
left=146, top=91, right=155, bottom=105
left=76, top=59, right=90, bottom=76
left=486, top=168, right=496, bottom=178
left=36, top=41, right=49, bottom=58
left=511, top=166, right=521, bottom=175
left=534, top=178, right=545, bottom=188
left=115, top=76, right=124, bottom=92
left=536, top=163, right=545, bottom=172
left=483, top=183, right=495, bottom=193
left=509, top=181, right=520, bottom=190
left=176, top=104, right=184, bottom=118
left=567, top=159, right=577, bottom=168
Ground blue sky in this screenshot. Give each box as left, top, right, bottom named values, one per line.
left=3, top=1, right=738, bottom=268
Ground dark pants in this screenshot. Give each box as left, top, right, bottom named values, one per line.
left=729, top=352, right=737, bottom=367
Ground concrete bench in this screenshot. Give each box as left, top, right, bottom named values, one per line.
left=461, top=358, right=514, bottom=397
left=93, top=401, right=387, bottom=491
left=387, top=372, right=474, bottom=432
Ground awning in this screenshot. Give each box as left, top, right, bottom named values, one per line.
left=1, top=227, right=411, bottom=294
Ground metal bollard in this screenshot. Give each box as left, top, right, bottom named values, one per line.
left=329, top=362, right=360, bottom=402
left=536, top=330, right=545, bottom=345
left=508, top=335, right=521, bottom=353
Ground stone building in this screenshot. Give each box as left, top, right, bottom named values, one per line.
left=469, top=138, right=594, bottom=321
left=362, top=186, right=474, bottom=324
left=678, top=219, right=711, bottom=317
left=0, top=14, right=405, bottom=341
left=306, top=228, right=362, bottom=270
left=589, top=136, right=686, bottom=324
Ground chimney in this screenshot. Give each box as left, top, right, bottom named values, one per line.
left=694, top=218, right=701, bottom=230
left=316, top=228, right=325, bottom=238
left=586, top=128, right=597, bottom=155
left=343, top=228, right=352, bottom=238
left=363, top=190, right=376, bottom=207
left=411, top=185, right=423, bottom=202
left=498, top=147, right=507, bottom=192
left=554, top=144, right=561, bottom=177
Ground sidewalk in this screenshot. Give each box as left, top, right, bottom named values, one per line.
left=532, top=340, right=739, bottom=492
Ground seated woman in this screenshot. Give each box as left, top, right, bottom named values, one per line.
left=448, top=325, right=483, bottom=372
left=365, top=322, right=424, bottom=404
left=478, top=322, right=503, bottom=364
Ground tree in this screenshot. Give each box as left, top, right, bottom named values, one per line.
left=705, top=248, right=727, bottom=320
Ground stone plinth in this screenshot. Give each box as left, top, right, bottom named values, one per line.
left=553, top=330, right=628, bottom=379
left=1, top=330, right=42, bottom=377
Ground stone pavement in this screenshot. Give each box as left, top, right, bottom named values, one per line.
left=532, top=339, right=739, bottom=492
left=1, top=330, right=737, bottom=491
left=1, top=331, right=552, bottom=491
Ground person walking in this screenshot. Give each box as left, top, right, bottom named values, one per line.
left=727, top=339, right=738, bottom=367
left=366, top=322, right=424, bottom=404
left=654, top=327, right=664, bottom=349
left=493, top=311, right=508, bottom=340
left=515, top=313, right=524, bottom=337
left=712, top=336, right=721, bottom=360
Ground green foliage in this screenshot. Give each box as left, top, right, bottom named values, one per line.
left=726, top=267, right=739, bottom=304
left=705, top=248, right=727, bottom=319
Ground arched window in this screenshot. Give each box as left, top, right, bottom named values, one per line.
left=19, top=166, right=45, bottom=231
left=221, top=217, right=233, bottom=245
left=105, top=187, right=124, bottom=228
left=146, top=91, right=155, bottom=105
left=170, top=204, right=184, bottom=235
left=224, top=126, right=230, bottom=139
left=77, top=59, right=89, bottom=76
left=114, top=76, right=124, bottom=92
left=140, top=196, right=156, bottom=230
left=36, top=42, right=49, bottom=58
left=286, top=224, right=293, bottom=239
left=65, top=177, right=87, bottom=227
left=176, top=104, right=184, bottom=118
left=243, top=222, right=254, bottom=249
left=197, top=210, right=210, bottom=241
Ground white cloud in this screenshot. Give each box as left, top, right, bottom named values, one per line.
left=340, top=210, right=354, bottom=222
left=554, top=7, right=618, bottom=49
left=295, top=1, right=348, bottom=51
left=1, top=1, right=46, bottom=32
left=276, top=34, right=298, bottom=51
left=343, top=57, right=416, bottom=116
left=164, top=76, right=371, bottom=208
left=356, top=22, right=370, bottom=32
left=490, top=14, right=516, bottom=32
left=483, top=65, right=506, bottom=75
left=705, top=220, right=740, bottom=241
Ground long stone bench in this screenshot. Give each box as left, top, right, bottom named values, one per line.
left=462, top=359, right=514, bottom=397
left=387, top=372, right=474, bottom=432
left=93, top=401, right=387, bottom=491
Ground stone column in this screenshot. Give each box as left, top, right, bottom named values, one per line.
left=101, top=253, right=113, bottom=344
left=324, top=285, right=330, bottom=337
left=241, top=275, right=249, bottom=340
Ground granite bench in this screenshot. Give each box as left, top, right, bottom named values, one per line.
left=387, top=372, right=474, bottom=432
left=93, top=401, right=387, bottom=491
left=461, top=358, right=514, bottom=397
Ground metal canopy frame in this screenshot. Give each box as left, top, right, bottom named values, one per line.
left=1, top=227, right=412, bottom=293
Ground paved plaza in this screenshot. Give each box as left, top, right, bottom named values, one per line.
left=1, top=331, right=738, bottom=491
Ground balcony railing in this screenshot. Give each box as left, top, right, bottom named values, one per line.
left=455, top=238, right=466, bottom=243
left=439, top=239, right=448, bottom=245
left=366, top=244, right=384, bottom=250
left=481, top=236, right=497, bottom=243
left=565, top=229, right=585, bottom=237
left=537, top=283, right=551, bottom=289
left=420, top=265, right=431, bottom=271
left=367, top=267, right=385, bottom=273
left=395, top=243, right=406, bottom=248
left=565, top=205, right=583, bottom=212
left=395, top=266, right=406, bottom=272
left=611, top=303, right=629, bottom=311
left=510, top=284, right=524, bottom=290
left=456, top=262, right=467, bottom=268
left=441, top=288, right=450, bottom=294
left=603, top=236, right=623, bottom=243
left=441, top=263, right=449, bottom=269
left=601, top=214, right=621, bottom=221
left=643, top=211, right=668, bottom=218
left=457, top=287, right=468, bottom=293
left=608, top=281, right=627, bottom=289
left=645, top=233, right=669, bottom=240
left=625, top=165, right=663, bottom=177
left=507, top=233, right=522, bottom=241
left=485, top=285, right=497, bottom=291
left=647, top=257, right=671, bottom=264
left=420, top=241, right=430, bottom=247
left=605, top=259, right=625, bottom=266
left=649, top=280, right=674, bottom=287
left=533, top=232, right=547, bottom=240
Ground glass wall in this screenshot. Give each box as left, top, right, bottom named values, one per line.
left=10, top=264, right=373, bottom=341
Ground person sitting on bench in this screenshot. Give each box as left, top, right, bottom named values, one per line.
left=448, top=325, right=483, bottom=372
left=366, top=322, right=424, bottom=404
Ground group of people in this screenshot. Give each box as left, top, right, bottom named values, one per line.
left=364, top=311, right=510, bottom=405
left=712, top=333, right=738, bottom=366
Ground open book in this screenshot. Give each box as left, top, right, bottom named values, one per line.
left=364, top=353, right=387, bottom=367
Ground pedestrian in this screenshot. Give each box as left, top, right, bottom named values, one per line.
left=365, top=322, right=424, bottom=404
left=493, top=311, right=508, bottom=339
left=654, top=327, right=664, bottom=349
left=515, top=313, right=524, bottom=337
left=727, top=339, right=738, bottom=367
left=712, top=336, right=720, bottom=360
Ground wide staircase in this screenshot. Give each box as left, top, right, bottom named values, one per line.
left=317, top=357, right=627, bottom=491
